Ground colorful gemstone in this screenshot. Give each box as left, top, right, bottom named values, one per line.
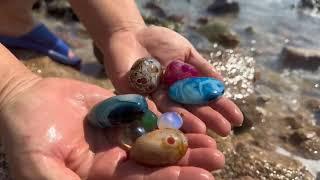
left=158, top=112, right=183, bottom=129
left=168, top=77, right=225, bottom=105
left=128, top=57, right=162, bottom=93
left=163, top=60, right=200, bottom=86
left=130, top=129, right=188, bottom=166
left=87, top=94, right=148, bottom=128
left=140, top=110, right=158, bottom=132
left=119, top=122, right=148, bottom=149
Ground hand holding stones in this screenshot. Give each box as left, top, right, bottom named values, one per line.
left=88, top=94, right=188, bottom=166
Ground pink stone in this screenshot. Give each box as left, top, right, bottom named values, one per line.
left=163, top=60, right=200, bottom=86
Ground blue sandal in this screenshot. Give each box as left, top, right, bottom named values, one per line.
left=0, top=23, right=81, bottom=66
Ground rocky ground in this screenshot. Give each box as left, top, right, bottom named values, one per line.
left=0, top=0, right=319, bottom=179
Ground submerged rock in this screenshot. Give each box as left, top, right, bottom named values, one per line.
left=197, top=22, right=240, bottom=48
left=280, top=46, right=320, bottom=71
left=33, top=0, right=79, bottom=21
left=299, top=0, right=320, bottom=10
left=143, top=15, right=182, bottom=32
left=207, top=0, right=240, bottom=14
left=290, top=129, right=320, bottom=160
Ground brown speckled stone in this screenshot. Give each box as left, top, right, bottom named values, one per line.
left=128, top=57, right=162, bottom=94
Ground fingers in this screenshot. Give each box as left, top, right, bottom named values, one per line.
left=187, top=48, right=223, bottom=81
left=178, top=148, right=225, bottom=171
left=146, top=97, right=162, bottom=117
left=145, top=166, right=215, bottom=180
left=209, top=97, right=244, bottom=127
left=152, top=88, right=206, bottom=134
left=186, top=106, right=231, bottom=136
left=185, top=134, right=216, bottom=148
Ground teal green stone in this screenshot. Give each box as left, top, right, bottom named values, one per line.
left=168, top=77, right=225, bottom=105
left=87, top=94, right=148, bottom=128
left=140, top=110, right=158, bottom=132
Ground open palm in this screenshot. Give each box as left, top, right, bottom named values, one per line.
left=104, top=25, right=243, bottom=136
left=0, top=78, right=224, bottom=180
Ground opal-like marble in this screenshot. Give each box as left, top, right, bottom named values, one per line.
left=129, top=57, right=162, bottom=93
left=87, top=94, right=148, bottom=128
left=163, top=60, right=200, bottom=86
left=158, top=112, right=183, bottom=129
left=168, top=77, right=225, bottom=105
left=130, top=129, right=188, bottom=166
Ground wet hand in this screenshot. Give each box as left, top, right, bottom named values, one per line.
left=103, top=25, right=244, bottom=136
left=0, top=77, right=223, bottom=180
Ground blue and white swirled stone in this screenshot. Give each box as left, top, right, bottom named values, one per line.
left=87, top=94, right=148, bottom=128
left=168, top=77, right=225, bottom=105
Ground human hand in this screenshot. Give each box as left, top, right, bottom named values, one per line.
left=103, top=25, right=244, bottom=136
left=0, top=77, right=224, bottom=180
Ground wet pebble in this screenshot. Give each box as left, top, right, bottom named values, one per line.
left=129, top=57, right=162, bottom=94
left=168, top=77, right=225, bottom=105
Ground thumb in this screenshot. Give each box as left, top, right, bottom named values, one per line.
left=187, top=48, right=224, bottom=81
left=103, top=31, right=150, bottom=93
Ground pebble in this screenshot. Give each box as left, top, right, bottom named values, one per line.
left=158, top=112, right=183, bottom=129
left=163, top=60, right=200, bottom=86
left=168, top=77, right=225, bottom=105
left=128, top=57, right=162, bottom=94
left=87, top=94, right=148, bottom=128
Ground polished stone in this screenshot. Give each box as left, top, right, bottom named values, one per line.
left=163, top=60, right=200, bottom=86
left=128, top=57, right=162, bottom=93
left=158, top=112, right=183, bottom=129
left=87, top=94, right=148, bottom=128
left=140, top=110, right=158, bottom=132
left=168, top=77, right=225, bottom=105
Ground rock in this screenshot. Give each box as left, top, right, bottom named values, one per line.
left=143, top=15, right=182, bottom=32
left=281, top=46, right=320, bottom=71
left=167, top=15, right=184, bottom=23
left=244, top=26, right=255, bottom=34
left=144, top=1, right=166, bottom=17
left=197, top=17, right=209, bottom=25
left=300, top=0, right=320, bottom=9
left=128, top=57, right=162, bottom=94
left=130, top=129, right=188, bottom=166
left=197, top=22, right=240, bottom=48
left=256, top=94, right=271, bottom=106
left=168, top=77, right=225, bottom=105
left=207, top=0, right=240, bottom=14
left=290, top=129, right=320, bottom=159
left=87, top=94, right=149, bottom=128
left=35, top=0, right=79, bottom=21
left=163, top=60, right=200, bottom=86
left=158, top=112, right=183, bottom=129
left=305, top=98, right=320, bottom=112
